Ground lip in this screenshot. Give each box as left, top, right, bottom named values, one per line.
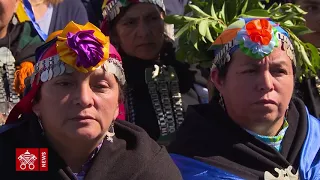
left=70, top=115, right=95, bottom=121
left=136, top=43, right=156, bottom=47
left=254, top=99, right=277, bottom=105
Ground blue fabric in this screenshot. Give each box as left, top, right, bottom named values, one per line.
left=0, top=121, right=24, bottom=134
left=299, top=107, right=320, bottom=180
left=170, top=154, right=244, bottom=180
left=22, top=0, right=48, bottom=40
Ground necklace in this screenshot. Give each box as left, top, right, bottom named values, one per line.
left=125, top=64, right=184, bottom=137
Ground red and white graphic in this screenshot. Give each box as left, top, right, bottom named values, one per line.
left=39, top=148, right=48, bottom=171
left=16, top=148, right=48, bottom=171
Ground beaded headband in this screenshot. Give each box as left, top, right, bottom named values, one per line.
left=210, top=18, right=296, bottom=70
left=6, top=22, right=125, bottom=124
left=29, top=21, right=125, bottom=85
left=102, top=0, right=165, bottom=22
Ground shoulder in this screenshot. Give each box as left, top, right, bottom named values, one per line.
left=55, top=0, right=87, bottom=14
left=111, top=121, right=182, bottom=179
left=54, top=0, right=88, bottom=24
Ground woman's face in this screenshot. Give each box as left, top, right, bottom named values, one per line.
left=33, top=68, right=120, bottom=142
left=0, top=0, right=18, bottom=38
left=114, top=3, right=165, bottom=60
left=296, top=0, right=320, bottom=47
left=213, top=47, right=294, bottom=134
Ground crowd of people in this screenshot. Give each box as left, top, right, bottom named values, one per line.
left=0, top=0, right=319, bottom=179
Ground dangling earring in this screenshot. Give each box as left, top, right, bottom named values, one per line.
left=219, top=93, right=225, bottom=110
left=11, top=14, right=18, bottom=25
left=106, top=121, right=115, bottom=143
left=285, top=105, right=289, bottom=120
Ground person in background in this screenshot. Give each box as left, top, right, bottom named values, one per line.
left=101, top=0, right=208, bottom=145
left=0, top=21, right=182, bottom=180
left=0, top=0, right=43, bottom=125
left=81, top=0, right=100, bottom=26
left=296, top=0, right=320, bottom=47
left=17, top=0, right=88, bottom=40
left=169, top=18, right=320, bottom=179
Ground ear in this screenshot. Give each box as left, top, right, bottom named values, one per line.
left=113, top=104, right=120, bottom=120
left=210, top=69, right=225, bottom=95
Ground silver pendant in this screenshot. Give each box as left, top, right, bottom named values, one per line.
left=40, top=70, right=49, bottom=82
left=48, top=69, right=53, bottom=80
left=59, top=63, right=65, bottom=75
left=53, top=65, right=60, bottom=77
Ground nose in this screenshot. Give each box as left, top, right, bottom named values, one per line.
left=256, top=71, right=274, bottom=93
left=136, top=20, right=151, bottom=38
left=72, top=83, right=94, bottom=107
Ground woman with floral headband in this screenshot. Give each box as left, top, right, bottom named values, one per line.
left=0, top=22, right=182, bottom=180
left=168, top=18, right=320, bottom=179
left=101, top=0, right=208, bottom=144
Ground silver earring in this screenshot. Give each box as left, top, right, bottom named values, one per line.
left=219, top=93, right=225, bottom=110
left=11, top=14, right=18, bottom=25
left=285, top=106, right=289, bottom=120
left=106, top=121, right=115, bottom=143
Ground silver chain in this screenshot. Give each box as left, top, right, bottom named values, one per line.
left=126, top=65, right=184, bottom=137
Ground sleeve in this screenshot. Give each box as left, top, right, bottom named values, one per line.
left=135, top=146, right=183, bottom=180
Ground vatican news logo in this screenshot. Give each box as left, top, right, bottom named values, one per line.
left=15, top=148, right=48, bottom=171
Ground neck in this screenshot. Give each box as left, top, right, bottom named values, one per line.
left=0, top=25, right=9, bottom=39
left=46, top=134, right=103, bottom=172
left=246, top=116, right=285, bottom=136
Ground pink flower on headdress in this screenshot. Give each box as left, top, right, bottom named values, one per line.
left=67, top=30, right=104, bottom=68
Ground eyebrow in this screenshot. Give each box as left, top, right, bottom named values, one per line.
left=239, top=60, right=290, bottom=67
left=122, top=11, right=160, bottom=21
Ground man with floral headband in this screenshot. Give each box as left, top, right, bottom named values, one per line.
left=0, top=21, right=182, bottom=179
left=168, top=18, right=320, bottom=179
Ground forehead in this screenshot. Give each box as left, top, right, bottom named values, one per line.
left=232, top=47, right=292, bottom=66
left=121, top=3, right=161, bottom=19
left=55, top=67, right=111, bottom=80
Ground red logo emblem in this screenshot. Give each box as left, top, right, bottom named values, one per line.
left=16, top=148, right=48, bottom=171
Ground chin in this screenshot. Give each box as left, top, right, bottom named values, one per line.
left=67, top=124, right=101, bottom=140
left=73, top=128, right=101, bottom=140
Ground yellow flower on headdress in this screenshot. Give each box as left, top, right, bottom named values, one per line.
left=56, top=21, right=110, bottom=73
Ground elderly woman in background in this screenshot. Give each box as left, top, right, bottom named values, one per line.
left=100, top=0, right=208, bottom=145
left=0, top=22, right=182, bottom=180
left=169, top=18, right=320, bottom=179
left=0, top=0, right=43, bottom=124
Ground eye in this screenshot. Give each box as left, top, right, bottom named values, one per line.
left=92, top=82, right=110, bottom=91
left=55, top=81, right=73, bottom=87
left=123, top=20, right=136, bottom=26
left=271, top=68, right=288, bottom=76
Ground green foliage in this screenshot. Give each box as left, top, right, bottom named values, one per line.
left=164, top=0, right=320, bottom=78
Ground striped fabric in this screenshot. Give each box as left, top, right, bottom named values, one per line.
left=246, top=119, right=289, bottom=151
